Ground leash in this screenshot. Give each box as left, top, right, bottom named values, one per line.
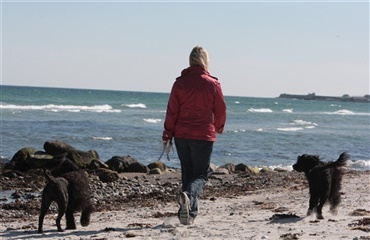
left=158, top=141, right=172, bottom=161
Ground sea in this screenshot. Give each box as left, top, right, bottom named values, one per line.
left=1, top=85, right=369, bottom=171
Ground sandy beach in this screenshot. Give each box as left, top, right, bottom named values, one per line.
left=0, top=169, right=369, bottom=240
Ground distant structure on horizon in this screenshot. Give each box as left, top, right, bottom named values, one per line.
left=278, top=93, right=370, bottom=102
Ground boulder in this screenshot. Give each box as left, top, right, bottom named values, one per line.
left=105, top=156, right=138, bottom=173
left=28, top=152, right=54, bottom=169
left=209, top=163, right=218, bottom=173
left=149, top=168, right=162, bottom=175
left=274, top=167, right=288, bottom=172
left=235, top=163, right=253, bottom=173
left=43, top=140, right=100, bottom=168
left=43, top=140, right=76, bottom=155
left=212, top=167, right=230, bottom=175
left=219, top=163, right=235, bottom=173
left=87, top=159, right=109, bottom=170
left=6, top=148, right=53, bottom=172
left=147, top=161, right=166, bottom=171
left=66, top=150, right=100, bottom=169
left=125, top=162, right=149, bottom=173
left=97, top=169, right=119, bottom=183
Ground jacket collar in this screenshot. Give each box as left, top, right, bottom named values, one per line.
left=180, top=65, right=209, bottom=76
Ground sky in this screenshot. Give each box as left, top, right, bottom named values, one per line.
left=1, top=0, right=369, bottom=98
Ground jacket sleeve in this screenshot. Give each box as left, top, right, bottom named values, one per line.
left=163, top=82, right=180, bottom=141
left=213, top=81, right=227, bottom=134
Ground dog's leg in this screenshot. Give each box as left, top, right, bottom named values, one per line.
left=55, top=199, right=68, bottom=232
left=65, top=208, right=76, bottom=230
left=80, top=205, right=93, bottom=227
left=316, top=192, right=329, bottom=219
left=80, top=211, right=91, bottom=227
left=316, top=202, right=325, bottom=219
left=308, top=191, right=319, bottom=217
left=329, top=192, right=341, bottom=215
left=329, top=172, right=343, bottom=215
left=38, top=191, right=53, bottom=233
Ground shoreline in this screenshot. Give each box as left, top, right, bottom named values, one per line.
left=0, top=168, right=369, bottom=239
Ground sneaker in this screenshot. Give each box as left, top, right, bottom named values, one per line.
left=177, top=192, right=191, bottom=225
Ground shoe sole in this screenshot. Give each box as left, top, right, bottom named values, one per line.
left=178, top=192, right=190, bottom=225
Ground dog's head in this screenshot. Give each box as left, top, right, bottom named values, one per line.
left=293, top=154, right=322, bottom=176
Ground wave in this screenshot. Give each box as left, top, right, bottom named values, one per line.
left=282, top=109, right=293, bottom=113
left=257, top=160, right=370, bottom=171
left=143, top=118, right=162, bottom=123
left=291, top=119, right=318, bottom=126
left=348, top=159, right=370, bottom=170
left=122, top=103, right=147, bottom=108
left=0, top=104, right=121, bottom=113
left=322, top=109, right=369, bottom=116
left=247, top=108, right=273, bottom=113
left=332, top=110, right=355, bottom=115
left=276, top=119, right=317, bottom=131
left=92, top=136, right=113, bottom=141
left=277, top=127, right=303, bottom=132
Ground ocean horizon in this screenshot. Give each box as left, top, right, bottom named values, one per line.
left=1, top=85, right=369, bottom=171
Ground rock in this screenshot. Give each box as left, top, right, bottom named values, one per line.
left=43, top=140, right=100, bottom=168
left=149, top=168, right=162, bottom=175
left=105, top=156, right=138, bottom=173
left=235, top=163, right=253, bottom=173
left=274, top=167, right=288, bottom=172
left=260, top=167, right=272, bottom=173
left=219, top=163, right=235, bottom=173
left=27, top=152, right=54, bottom=169
left=2, top=170, right=23, bottom=178
left=147, top=161, right=166, bottom=171
left=87, top=159, right=109, bottom=170
left=249, top=167, right=261, bottom=174
left=212, top=167, right=230, bottom=175
left=43, top=140, right=76, bottom=155
left=97, top=169, right=119, bottom=183
left=6, top=148, right=36, bottom=171
left=66, top=150, right=100, bottom=169
left=125, top=162, right=149, bottom=173
left=209, top=163, right=218, bottom=172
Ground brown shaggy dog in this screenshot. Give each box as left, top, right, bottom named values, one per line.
left=292, top=152, right=349, bottom=219
left=38, top=155, right=94, bottom=233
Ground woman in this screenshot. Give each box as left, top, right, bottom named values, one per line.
left=162, top=46, right=227, bottom=225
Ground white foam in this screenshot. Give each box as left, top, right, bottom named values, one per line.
left=333, top=110, right=355, bottom=115
left=291, top=119, right=318, bottom=126
left=143, top=118, right=162, bottom=123
left=247, top=108, right=273, bottom=113
left=233, top=129, right=246, bottom=133
left=277, top=127, right=303, bottom=132
left=234, top=101, right=240, bottom=104
left=122, top=103, right=147, bottom=108
left=0, top=104, right=120, bottom=113
left=264, top=164, right=294, bottom=171
left=282, top=109, right=293, bottom=113
left=348, top=159, right=370, bottom=170
left=92, top=136, right=113, bottom=141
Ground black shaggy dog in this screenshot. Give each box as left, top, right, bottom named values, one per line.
left=292, top=152, right=349, bottom=219
left=38, top=155, right=94, bottom=233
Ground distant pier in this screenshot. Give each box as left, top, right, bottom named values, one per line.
left=278, top=93, right=370, bottom=102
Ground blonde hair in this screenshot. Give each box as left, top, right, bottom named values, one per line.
left=189, top=46, right=209, bottom=71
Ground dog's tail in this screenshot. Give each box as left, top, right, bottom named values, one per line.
left=325, top=152, right=350, bottom=169
left=43, top=167, right=56, bottom=184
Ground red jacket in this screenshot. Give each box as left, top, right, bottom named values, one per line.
left=163, top=66, right=227, bottom=142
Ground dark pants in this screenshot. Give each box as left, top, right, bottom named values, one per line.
left=174, top=138, right=213, bottom=218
